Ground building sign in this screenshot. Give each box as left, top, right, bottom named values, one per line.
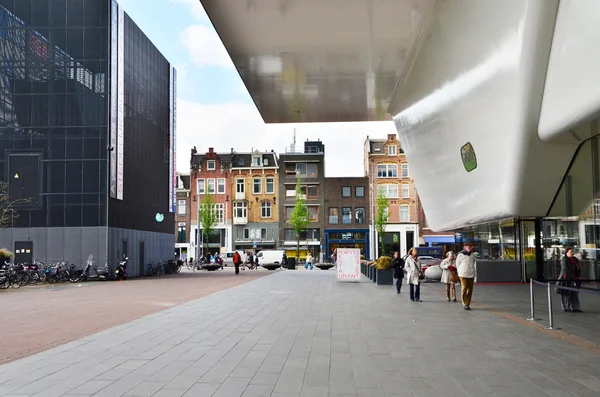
left=109, top=0, right=118, bottom=198
left=116, top=4, right=125, bottom=200
left=337, top=248, right=360, bottom=282
left=169, top=67, right=177, bottom=213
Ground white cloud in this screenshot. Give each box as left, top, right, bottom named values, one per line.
left=170, top=0, right=210, bottom=22
left=175, top=100, right=397, bottom=177
left=180, top=25, right=234, bottom=68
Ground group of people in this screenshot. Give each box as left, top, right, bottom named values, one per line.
left=231, top=251, right=260, bottom=274
left=390, top=243, right=477, bottom=310
left=389, top=244, right=585, bottom=313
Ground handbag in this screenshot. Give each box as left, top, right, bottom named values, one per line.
left=449, top=271, right=459, bottom=284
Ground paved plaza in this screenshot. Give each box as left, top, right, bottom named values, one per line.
left=1, top=270, right=600, bottom=397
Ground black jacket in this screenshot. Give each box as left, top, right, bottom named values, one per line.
left=392, top=257, right=405, bottom=279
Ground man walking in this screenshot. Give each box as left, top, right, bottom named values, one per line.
left=232, top=251, right=241, bottom=275
left=456, top=243, right=477, bottom=310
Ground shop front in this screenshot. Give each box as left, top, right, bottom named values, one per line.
left=325, top=230, right=369, bottom=261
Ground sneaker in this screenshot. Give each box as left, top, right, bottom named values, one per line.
left=452, top=299, right=457, bottom=302
left=572, top=309, right=583, bottom=313
left=464, top=306, right=471, bottom=310
left=415, top=299, right=423, bottom=302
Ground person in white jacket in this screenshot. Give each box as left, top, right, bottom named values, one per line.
left=405, top=247, right=423, bottom=302
left=440, top=251, right=457, bottom=302
left=456, top=243, right=477, bottom=310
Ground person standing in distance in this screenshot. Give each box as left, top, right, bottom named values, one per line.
left=391, top=251, right=405, bottom=294
left=456, top=243, right=477, bottom=310
left=405, top=248, right=423, bottom=302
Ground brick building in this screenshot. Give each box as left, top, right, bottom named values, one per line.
left=364, top=134, right=419, bottom=259
left=323, top=177, right=370, bottom=260
left=230, top=150, right=280, bottom=252
left=278, top=140, right=326, bottom=260
left=174, top=173, right=191, bottom=261
left=190, top=147, right=233, bottom=258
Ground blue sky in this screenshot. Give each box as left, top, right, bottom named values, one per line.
left=117, top=0, right=396, bottom=176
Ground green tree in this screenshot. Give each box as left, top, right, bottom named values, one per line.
left=374, top=188, right=389, bottom=258
left=198, top=193, right=217, bottom=257
left=289, top=176, right=310, bottom=259
left=0, top=181, right=30, bottom=229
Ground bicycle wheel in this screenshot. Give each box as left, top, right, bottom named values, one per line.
left=18, top=271, right=30, bottom=287
left=10, top=274, right=23, bottom=288
left=29, top=271, right=40, bottom=285
left=37, top=270, right=46, bottom=284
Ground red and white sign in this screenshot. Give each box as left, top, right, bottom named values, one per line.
left=336, top=248, right=361, bottom=282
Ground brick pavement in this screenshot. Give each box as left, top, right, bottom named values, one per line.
left=1, top=271, right=600, bottom=396
left=0, top=268, right=268, bottom=365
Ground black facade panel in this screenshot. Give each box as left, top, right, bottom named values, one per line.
left=107, top=14, right=173, bottom=234
left=0, top=0, right=109, bottom=228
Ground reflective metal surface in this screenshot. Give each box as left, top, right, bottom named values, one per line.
left=538, top=0, right=600, bottom=143
left=391, top=0, right=579, bottom=231
left=200, top=0, right=435, bottom=123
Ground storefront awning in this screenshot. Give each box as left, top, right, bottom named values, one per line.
left=424, top=235, right=455, bottom=244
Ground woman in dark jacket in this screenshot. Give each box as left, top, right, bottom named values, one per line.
left=558, top=247, right=582, bottom=312
left=391, top=251, right=405, bottom=294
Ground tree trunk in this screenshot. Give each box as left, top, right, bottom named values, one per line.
left=296, top=236, right=300, bottom=260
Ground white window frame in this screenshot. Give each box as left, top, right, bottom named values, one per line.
left=236, top=178, right=245, bottom=193
left=252, top=155, right=262, bottom=166
left=402, top=183, right=410, bottom=198
left=401, top=163, right=409, bottom=178
left=377, top=164, right=398, bottom=178
left=378, top=184, right=398, bottom=198
left=178, top=200, right=186, bottom=215
left=253, top=177, right=262, bottom=194
left=207, top=160, right=216, bottom=170
left=233, top=201, right=247, bottom=218
left=197, top=178, right=205, bottom=195
left=215, top=203, right=224, bottom=224
left=207, top=178, right=216, bottom=194
left=265, top=177, right=275, bottom=194
left=261, top=201, right=272, bottom=218
left=400, top=205, right=410, bottom=222
left=388, top=145, right=397, bottom=155
left=217, top=178, right=226, bottom=194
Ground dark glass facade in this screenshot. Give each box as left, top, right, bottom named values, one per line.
left=107, top=14, right=172, bottom=234
left=0, top=0, right=109, bottom=227
left=0, top=0, right=173, bottom=233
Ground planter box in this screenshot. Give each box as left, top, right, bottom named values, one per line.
left=316, top=263, right=334, bottom=270
left=367, top=266, right=373, bottom=280
left=376, top=269, right=394, bottom=285
left=373, top=268, right=377, bottom=283
left=262, top=264, right=281, bottom=271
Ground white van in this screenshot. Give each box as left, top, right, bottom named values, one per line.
left=256, top=250, right=285, bottom=265
left=223, top=251, right=244, bottom=266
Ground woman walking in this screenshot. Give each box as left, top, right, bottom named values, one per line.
left=405, top=248, right=423, bottom=302
left=456, top=243, right=476, bottom=310
left=558, top=247, right=582, bottom=312
left=440, top=251, right=457, bottom=302
left=391, top=251, right=405, bottom=294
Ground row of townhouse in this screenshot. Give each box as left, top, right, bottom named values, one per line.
left=174, top=136, right=453, bottom=262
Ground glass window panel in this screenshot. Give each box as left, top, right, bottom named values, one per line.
left=307, top=163, right=317, bottom=176
left=342, top=207, right=352, bottom=224
left=355, top=186, right=365, bottom=197
left=266, top=177, right=274, bottom=194
left=329, top=207, right=338, bottom=224
left=355, top=207, right=365, bottom=224
left=342, top=186, right=351, bottom=197
left=296, top=163, right=306, bottom=176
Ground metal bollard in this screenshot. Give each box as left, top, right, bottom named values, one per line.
left=527, top=278, right=538, bottom=321
left=546, top=282, right=557, bottom=330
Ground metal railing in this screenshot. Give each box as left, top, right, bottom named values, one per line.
left=527, top=278, right=600, bottom=330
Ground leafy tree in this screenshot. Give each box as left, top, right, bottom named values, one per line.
left=0, top=181, right=30, bottom=229
left=374, top=188, right=389, bottom=258
left=198, top=193, right=217, bottom=257
left=289, top=176, right=310, bottom=259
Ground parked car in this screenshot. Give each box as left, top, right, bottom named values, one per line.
left=419, top=255, right=442, bottom=281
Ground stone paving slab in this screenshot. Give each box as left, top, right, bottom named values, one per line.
left=1, top=271, right=600, bottom=396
